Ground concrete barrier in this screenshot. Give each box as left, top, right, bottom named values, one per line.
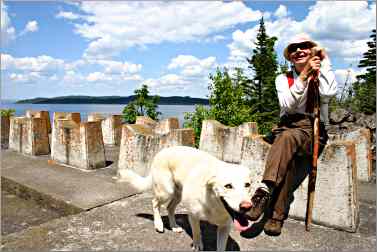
left=9, top=116, right=50, bottom=155
left=26, top=110, right=51, bottom=133
left=51, top=112, right=81, bottom=162
left=240, top=135, right=359, bottom=232
left=88, top=113, right=123, bottom=146
left=329, top=128, right=372, bottom=182
left=51, top=112, right=106, bottom=170
left=117, top=117, right=195, bottom=178
left=1, top=115, right=10, bottom=149
left=199, top=120, right=258, bottom=163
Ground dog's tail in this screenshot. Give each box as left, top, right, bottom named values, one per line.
left=116, top=169, right=152, bottom=192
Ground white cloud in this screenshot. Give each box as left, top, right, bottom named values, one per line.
left=86, top=72, right=112, bottom=82
left=226, top=1, right=375, bottom=73
left=141, top=55, right=218, bottom=97
left=9, top=72, right=41, bottom=83
left=25, top=20, right=38, bottom=32
left=2, top=53, right=143, bottom=90
left=168, top=55, right=217, bottom=77
left=143, top=74, right=189, bottom=91
left=2, top=54, right=65, bottom=73
left=274, top=5, right=288, bottom=18
left=59, top=1, right=262, bottom=59
left=1, top=1, right=16, bottom=44
left=56, top=11, right=81, bottom=20
left=19, top=20, right=39, bottom=37
left=97, top=60, right=142, bottom=75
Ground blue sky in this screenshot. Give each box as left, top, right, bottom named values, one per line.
left=1, top=1, right=375, bottom=100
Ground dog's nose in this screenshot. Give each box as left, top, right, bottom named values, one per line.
left=239, top=201, right=252, bottom=212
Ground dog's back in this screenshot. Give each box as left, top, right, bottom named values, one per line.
left=151, top=146, right=219, bottom=185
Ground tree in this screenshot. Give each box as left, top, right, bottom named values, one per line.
left=352, top=29, right=376, bottom=114
left=0, top=109, right=15, bottom=117
left=208, top=67, right=252, bottom=126
left=184, top=68, right=252, bottom=146
left=184, top=105, right=213, bottom=147
left=122, top=84, right=161, bottom=123
left=244, top=17, right=280, bottom=133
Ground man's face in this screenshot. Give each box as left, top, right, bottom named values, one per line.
left=288, top=41, right=313, bottom=65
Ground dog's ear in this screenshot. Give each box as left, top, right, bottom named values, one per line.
left=207, top=175, right=217, bottom=188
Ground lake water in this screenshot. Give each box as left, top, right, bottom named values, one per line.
left=0, top=102, right=199, bottom=127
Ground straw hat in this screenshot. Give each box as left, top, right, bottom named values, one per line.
left=283, top=33, right=317, bottom=61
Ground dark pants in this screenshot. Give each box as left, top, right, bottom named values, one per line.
left=262, top=114, right=328, bottom=221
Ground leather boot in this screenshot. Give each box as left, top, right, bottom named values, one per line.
left=247, top=187, right=270, bottom=221
left=264, top=218, right=283, bottom=236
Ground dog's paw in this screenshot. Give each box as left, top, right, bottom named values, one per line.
left=154, top=217, right=164, bottom=233
left=155, top=227, right=164, bottom=233
left=191, top=242, right=203, bottom=251
left=172, top=227, right=184, bottom=233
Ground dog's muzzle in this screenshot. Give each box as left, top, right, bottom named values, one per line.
left=220, top=197, right=252, bottom=232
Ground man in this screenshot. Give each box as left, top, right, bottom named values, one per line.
left=248, top=33, right=338, bottom=236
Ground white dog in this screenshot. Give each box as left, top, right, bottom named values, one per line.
left=118, top=146, right=253, bottom=251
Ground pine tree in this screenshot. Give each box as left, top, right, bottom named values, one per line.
left=352, top=29, right=376, bottom=114
left=244, top=17, right=280, bottom=133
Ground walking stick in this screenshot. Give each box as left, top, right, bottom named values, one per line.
left=305, top=48, right=321, bottom=231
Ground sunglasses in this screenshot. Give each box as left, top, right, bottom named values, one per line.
left=287, top=42, right=313, bottom=54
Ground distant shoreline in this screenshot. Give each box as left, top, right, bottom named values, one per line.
left=15, top=95, right=209, bottom=105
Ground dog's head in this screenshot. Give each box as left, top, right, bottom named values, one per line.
left=207, top=163, right=253, bottom=232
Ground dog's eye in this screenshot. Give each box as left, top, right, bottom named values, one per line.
left=245, top=183, right=251, bottom=188
left=224, top=184, right=233, bottom=189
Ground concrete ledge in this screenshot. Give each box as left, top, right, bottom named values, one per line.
left=199, top=120, right=258, bottom=163
left=329, top=128, right=373, bottom=182
left=117, top=117, right=195, bottom=178
left=2, top=176, right=83, bottom=216
left=240, top=135, right=359, bottom=232
left=1, top=150, right=137, bottom=212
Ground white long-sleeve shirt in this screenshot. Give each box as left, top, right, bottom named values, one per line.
left=275, top=57, right=338, bottom=125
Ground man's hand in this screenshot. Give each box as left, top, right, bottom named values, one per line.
left=299, top=47, right=325, bottom=82
left=299, top=56, right=321, bottom=82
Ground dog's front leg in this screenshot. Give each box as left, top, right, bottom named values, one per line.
left=188, top=215, right=203, bottom=251
left=152, top=198, right=164, bottom=233
left=216, top=222, right=231, bottom=252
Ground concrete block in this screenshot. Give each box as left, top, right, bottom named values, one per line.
left=199, top=120, right=258, bottom=163
left=88, top=113, right=122, bottom=146
left=135, top=116, right=157, bottom=129
left=240, top=135, right=271, bottom=195
left=118, top=124, right=159, bottom=177
left=329, top=128, right=372, bottom=182
left=87, top=113, right=104, bottom=122
left=117, top=117, right=195, bottom=178
left=9, top=116, right=50, bottom=155
left=1, top=115, right=10, bottom=149
left=289, top=141, right=359, bottom=232
left=51, top=113, right=106, bottom=170
left=26, top=110, right=51, bottom=133
left=51, top=112, right=81, bottom=161
left=240, top=135, right=359, bottom=232
left=154, top=117, right=179, bottom=135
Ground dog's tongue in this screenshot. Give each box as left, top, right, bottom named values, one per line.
left=233, top=216, right=251, bottom=232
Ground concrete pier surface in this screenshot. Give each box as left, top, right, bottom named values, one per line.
left=1, top=146, right=376, bottom=251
